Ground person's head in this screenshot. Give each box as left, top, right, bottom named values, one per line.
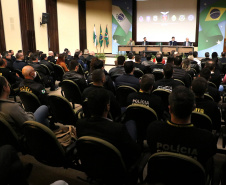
left=57, top=54, right=65, bottom=63
left=147, top=54, right=152, bottom=61
left=140, top=74, right=154, bottom=93
left=186, top=37, right=189, bottom=42
left=0, top=58, right=7, bottom=67
left=212, top=52, right=218, bottom=59
left=64, top=48, right=69, bottom=53
left=90, top=51, right=95, bottom=56
left=167, top=55, right=174, bottom=64
left=124, top=61, right=134, bottom=74
left=127, top=52, right=133, bottom=59
left=84, top=49, right=89, bottom=54
left=16, top=52, right=24, bottom=60
left=163, top=64, right=173, bottom=79
left=187, top=55, right=194, bottom=61
left=2, top=51, right=11, bottom=60
left=18, top=50, right=23, bottom=55
left=135, top=55, right=141, bottom=63
left=87, top=88, right=110, bottom=118
left=30, top=54, right=39, bottom=62
left=117, top=56, right=125, bottom=65
left=174, top=56, right=182, bottom=66
left=40, top=54, right=47, bottom=61
left=193, top=51, right=198, bottom=58
left=169, top=86, right=195, bottom=120
left=221, top=52, right=226, bottom=58
left=172, top=37, right=175, bottom=41
left=90, top=58, right=104, bottom=72
left=199, top=68, right=211, bottom=80
left=22, top=66, right=37, bottom=80
left=129, top=38, right=132, bottom=42
left=48, top=51, right=54, bottom=56
left=143, top=37, right=146, bottom=41
left=69, top=59, right=79, bottom=71
left=156, top=54, right=163, bottom=63
left=0, top=76, right=10, bottom=98
left=205, top=52, right=210, bottom=58
left=9, top=50, right=14, bottom=56
left=92, top=69, right=105, bottom=85
left=192, top=77, right=207, bottom=98
left=205, top=60, right=215, bottom=71
left=74, top=51, right=82, bottom=59
left=182, top=58, right=191, bottom=71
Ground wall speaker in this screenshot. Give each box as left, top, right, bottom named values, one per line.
left=41, top=13, right=49, bottom=25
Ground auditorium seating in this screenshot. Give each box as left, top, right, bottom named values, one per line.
left=116, top=85, right=137, bottom=107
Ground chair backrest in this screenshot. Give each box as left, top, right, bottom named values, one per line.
left=54, top=64, right=65, bottom=81
left=0, top=114, right=19, bottom=148
left=191, top=111, right=212, bottom=132
left=76, top=136, right=127, bottom=184
left=34, top=71, right=44, bottom=85
left=23, top=120, right=66, bottom=166
left=204, top=93, right=214, bottom=101
left=208, top=81, right=217, bottom=89
left=116, top=86, right=137, bottom=107
left=134, top=69, right=144, bottom=78
left=174, top=78, right=185, bottom=86
left=152, top=89, right=171, bottom=112
left=15, top=69, right=24, bottom=79
left=78, top=63, right=84, bottom=75
left=48, top=95, right=78, bottom=125
left=152, top=71, right=164, bottom=81
left=123, top=104, right=158, bottom=142
left=40, top=64, right=51, bottom=75
left=19, top=91, right=41, bottom=113
left=146, top=152, right=206, bottom=185
left=60, top=80, right=82, bottom=105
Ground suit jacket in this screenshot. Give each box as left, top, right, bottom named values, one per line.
left=183, top=41, right=192, bottom=46
left=127, top=40, right=135, bottom=46
left=169, top=41, right=177, bottom=46
left=142, top=41, right=149, bottom=45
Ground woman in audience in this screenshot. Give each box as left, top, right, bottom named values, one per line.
left=56, top=54, right=69, bottom=72
left=182, top=58, right=195, bottom=81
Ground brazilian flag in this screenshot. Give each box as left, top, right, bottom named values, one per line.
left=198, top=0, right=226, bottom=50
left=99, top=25, right=103, bottom=47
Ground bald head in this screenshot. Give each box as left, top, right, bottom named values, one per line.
left=48, top=51, right=54, bottom=56
left=90, top=51, right=95, bottom=56
left=22, top=66, right=35, bottom=79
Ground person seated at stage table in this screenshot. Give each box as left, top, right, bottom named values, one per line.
left=183, top=37, right=192, bottom=46
left=127, top=38, right=135, bottom=46
left=169, top=36, right=177, bottom=46
left=142, top=37, right=149, bottom=45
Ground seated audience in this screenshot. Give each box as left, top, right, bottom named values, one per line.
left=153, top=52, right=166, bottom=64
left=153, top=64, right=182, bottom=91
left=166, top=55, right=174, bottom=65
left=142, top=54, right=155, bottom=67
left=150, top=54, right=164, bottom=73
left=193, top=51, right=201, bottom=69
left=77, top=88, right=141, bottom=168
left=2, top=51, right=14, bottom=71
left=201, top=52, right=210, bottom=63
left=220, top=52, right=226, bottom=64
left=115, top=61, right=140, bottom=91
left=13, top=52, right=27, bottom=71
left=19, top=66, right=49, bottom=105
left=109, top=56, right=125, bottom=80
left=182, top=58, right=195, bottom=79
left=126, top=52, right=135, bottom=62
left=82, top=69, right=121, bottom=120
left=40, top=53, right=54, bottom=73
left=134, top=55, right=146, bottom=73
left=127, top=74, right=164, bottom=119
left=192, top=77, right=221, bottom=131
left=85, top=51, right=95, bottom=71
left=48, top=51, right=56, bottom=64
left=62, top=60, right=87, bottom=92
left=74, top=50, right=87, bottom=71
left=9, top=50, right=16, bottom=62
left=147, top=86, right=217, bottom=167
left=56, top=54, right=69, bottom=72
left=0, top=76, right=49, bottom=136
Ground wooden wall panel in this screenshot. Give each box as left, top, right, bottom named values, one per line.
left=46, top=0, right=59, bottom=53
left=18, top=0, right=36, bottom=53
left=0, top=0, right=6, bottom=53
left=78, top=0, right=87, bottom=52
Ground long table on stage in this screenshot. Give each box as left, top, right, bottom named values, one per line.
left=118, top=45, right=194, bottom=53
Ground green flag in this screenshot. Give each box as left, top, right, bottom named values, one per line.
left=105, top=26, right=109, bottom=47
left=99, top=25, right=103, bottom=47
left=93, top=25, right=98, bottom=47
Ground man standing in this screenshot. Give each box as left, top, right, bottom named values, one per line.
left=183, top=38, right=192, bottom=46
left=169, top=36, right=177, bottom=46
left=142, top=37, right=149, bottom=45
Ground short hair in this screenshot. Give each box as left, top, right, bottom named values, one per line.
left=30, top=54, right=38, bottom=61
left=199, top=68, right=211, bottom=80
left=69, top=60, right=79, bottom=71
left=117, top=56, right=125, bottom=65
left=205, top=52, right=210, bottom=58
left=87, top=88, right=110, bottom=117
left=9, top=50, right=12, bottom=53
left=172, top=36, right=175, bottom=39
left=140, top=74, right=154, bottom=91
left=74, top=52, right=80, bottom=59
left=182, top=59, right=191, bottom=71
left=18, top=50, right=23, bottom=53
left=2, top=51, right=9, bottom=58
left=192, top=77, right=207, bottom=97
left=205, top=60, right=215, bottom=71
left=222, top=52, right=226, bottom=57
left=0, top=76, right=7, bottom=96
left=167, top=55, right=174, bottom=64
left=193, top=51, right=198, bottom=58
left=156, top=54, right=163, bottom=63
left=169, top=86, right=195, bottom=119
left=124, top=61, right=134, bottom=74
left=92, top=69, right=105, bottom=83
left=212, top=52, right=218, bottom=59
left=127, top=53, right=133, bottom=59
left=0, top=58, right=6, bottom=66
left=135, top=55, right=141, bottom=62
left=163, top=64, right=173, bottom=79
left=174, top=56, right=182, bottom=66
left=40, top=54, right=47, bottom=61
left=147, top=54, right=152, bottom=61
left=16, top=53, right=23, bottom=59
